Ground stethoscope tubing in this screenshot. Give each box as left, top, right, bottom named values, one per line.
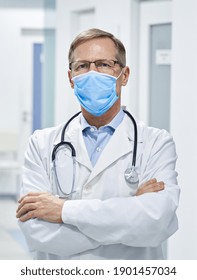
left=52, top=109, right=138, bottom=196
left=52, top=141, right=76, bottom=161
left=53, top=157, right=77, bottom=197
left=123, top=109, right=137, bottom=167
left=52, top=109, right=137, bottom=168
left=61, top=111, right=82, bottom=142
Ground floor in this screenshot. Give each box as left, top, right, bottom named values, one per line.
left=0, top=196, right=32, bottom=260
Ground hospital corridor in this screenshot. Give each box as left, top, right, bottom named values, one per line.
left=0, top=0, right=197, bottom=261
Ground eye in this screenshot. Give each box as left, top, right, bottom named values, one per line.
left=96, top=61, right=111, bottom=68
left=75, top=62, right=89, bottom=71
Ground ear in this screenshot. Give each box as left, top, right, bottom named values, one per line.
left=121, top=66, right=130, bottom=86
left=68, top=70, right=74, bottom=89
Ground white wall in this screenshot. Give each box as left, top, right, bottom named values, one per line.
left=168, top=0, right=197, bottom=259
left=55, top=0, right=139, bottom=124
left=0, top=7, right=44, bottom=134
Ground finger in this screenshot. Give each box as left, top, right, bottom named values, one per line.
left=139, top=178, right=157, bottom=189
left=18, top=210, right=37, bottom=222
left=138, top=179, right=157, bottom=192
left=153, top=182, right=164, bottom=193
left=146, top=178, right=157, bottom=185
left=143, top=181, right=165, bottom=193
left=16, top=202, right=38, bottom=218
left=18, top=192, right=48, bottom=203
left=157, top=181, right=165, bottom=190
left=136, top=181, right=165, bottom=196
left=18, top=192, right=38, bottom=203
left=17, top=195, right=40, bottom=213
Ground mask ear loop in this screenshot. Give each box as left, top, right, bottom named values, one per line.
left=116, top=69, right=124, bottom=80
left=118, top=65, right=130, bottom=87
left=114, top=69, right=125, bottom=99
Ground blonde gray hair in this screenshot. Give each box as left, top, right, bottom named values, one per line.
left=68, top=28, right=126, bottom=67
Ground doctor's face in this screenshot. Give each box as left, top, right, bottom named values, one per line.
left=68, top=37, right=130, bottom=97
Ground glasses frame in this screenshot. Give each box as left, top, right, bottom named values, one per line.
left=69, top=59, right=124, bottom=73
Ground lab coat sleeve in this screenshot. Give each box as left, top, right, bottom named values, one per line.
left=62, top=128, right=180, bottom=247
left=18, top=131, right=100, bottom=257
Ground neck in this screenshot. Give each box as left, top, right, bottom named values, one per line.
left=82, top=102, right=121, bottom=128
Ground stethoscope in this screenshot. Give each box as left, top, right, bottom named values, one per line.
left=52, top=109, right=139, bottom=197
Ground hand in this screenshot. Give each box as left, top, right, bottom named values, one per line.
left=135, top=178, right=165, bottom=196
left=16, top=192, right=65, bottom=223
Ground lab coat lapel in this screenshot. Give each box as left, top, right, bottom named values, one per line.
left=65, top=117, right=92, bottom=171
left=86, top=117, right=134, bottom=183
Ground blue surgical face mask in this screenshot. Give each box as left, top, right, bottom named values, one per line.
left=72, top=70, right=122, bottom=116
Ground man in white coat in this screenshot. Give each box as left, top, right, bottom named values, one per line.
left=16, top=28, right=180, bottom=260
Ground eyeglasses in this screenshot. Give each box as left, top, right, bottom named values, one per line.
left=69, top=59, right=123, bottom=74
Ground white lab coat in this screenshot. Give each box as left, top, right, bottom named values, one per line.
left=19, top=114, right=180, bottom=260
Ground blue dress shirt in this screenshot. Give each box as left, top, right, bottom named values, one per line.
left=81, top=109, right=125, bottom=166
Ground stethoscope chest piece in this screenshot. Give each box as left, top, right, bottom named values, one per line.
left=124, top=165, right=139, bottom=185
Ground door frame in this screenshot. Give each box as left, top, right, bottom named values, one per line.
left=138, top=0, right=172, bottom=124
left=19, top=29, right=44, bottom=162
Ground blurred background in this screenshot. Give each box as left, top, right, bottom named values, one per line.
left=0, top=0, right=197, bottom=259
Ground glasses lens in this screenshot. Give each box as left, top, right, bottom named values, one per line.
left=95, top=60, right=116, bottom=73
left=71, top=61, right=89, bottom=73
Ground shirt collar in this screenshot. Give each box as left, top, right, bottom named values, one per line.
left=80, top=108, right=125, bottom=132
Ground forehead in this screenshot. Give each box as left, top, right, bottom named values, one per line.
left=72, top=38, right=117, bottom=61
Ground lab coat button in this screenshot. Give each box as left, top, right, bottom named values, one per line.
left=85, top=185, right=91, bottom=191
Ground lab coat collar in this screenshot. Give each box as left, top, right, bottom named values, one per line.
left=53, top=113, right=143, bottom=179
